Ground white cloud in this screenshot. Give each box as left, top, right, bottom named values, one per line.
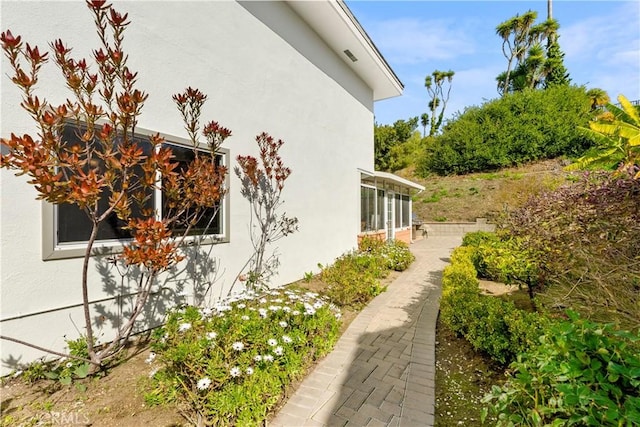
left=366, top=17, right=476, bottom=64
left=562, top=3, right=640, bottom=69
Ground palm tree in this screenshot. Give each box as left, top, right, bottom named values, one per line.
left=586, top=88, right=611, bottom=111
left=425, top=70, right=455, bottom=135
left=420, top=113, right=429, bottom=137
left=496, top=10, right=539, bottom=95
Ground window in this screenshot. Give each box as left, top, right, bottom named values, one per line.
left=376, top=189, right=384, bottom=230
left=401, top=194, right=410, bottom=227
left=360, top=186, right=386, bottom=232
left=360, top=186, right=376, bottom=232
left=393, top=193, right=411, bottom=229
left=43, top=122, right=229, bottom=260
left=161, top=143, right=223, bottom=236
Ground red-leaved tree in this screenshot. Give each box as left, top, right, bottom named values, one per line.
left=1, top=1, right=230, bottom=371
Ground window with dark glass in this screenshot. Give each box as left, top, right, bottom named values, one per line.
left=161, top=143, right=222, bottom=236
left=55, top=122, right=225, bottom=246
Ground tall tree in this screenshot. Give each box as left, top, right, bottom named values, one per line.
left=543, top=35, right=571, bottom=88
left=496, top=10, right=538, bottom=95
left=425, top=70, right=455, bottom=136
left=374, top=117, right=418, bottom=171
left=496, top=10, right=567, bottom=93
left=420, top=113, right=429, bottom=137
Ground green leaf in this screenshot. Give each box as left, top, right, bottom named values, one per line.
left=74, top=362, right=90, bottom=379
left=59, top=375, right=72, bottom=386
left=44, top=371, right=59, bottom=380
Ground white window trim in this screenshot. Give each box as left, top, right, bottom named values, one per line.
left=42, top=126, right=230, bottom=261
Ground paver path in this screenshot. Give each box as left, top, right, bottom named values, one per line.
left=270, top=235, right=463, bottom=427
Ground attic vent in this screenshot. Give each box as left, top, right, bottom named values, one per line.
left=343, top=49, right=358, bottom=62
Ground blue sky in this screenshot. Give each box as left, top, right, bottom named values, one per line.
left=345, top=1, right=640, bottom=125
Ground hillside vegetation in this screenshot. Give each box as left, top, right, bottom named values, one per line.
left=398, top=158, right=572, bottom=223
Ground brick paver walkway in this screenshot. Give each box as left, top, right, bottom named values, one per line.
left=270, top=235, right=463, bottom=427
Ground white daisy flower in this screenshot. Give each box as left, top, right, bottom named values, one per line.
left=145, top=352, right=156, bottom=364
left=259, top=298, right=267, bottom=304
left=230, top=367, right=241, bottom=377
left=264, top=354, right=274, bottom=362
left=282, top=306, right=291, bottom=313
left=241, top=315, right=250, bottom=321
left=197, top=377, right=212, bottom=390
left=258, top=308, right=268, bottom=318
left=292, top=310, right=300, bottom=316
left=237, top=303, right=246, bottom=309
left=207, top=331, right=218, bottom=340
left=282, top=335, right=292, bottom=343
left=279, top=321, right=288, bottom=328
left=274, top=346, right=284, bottom=356
left=232, top=341, right=245, bottom=351
left=254, top=355, right=263, bottom=362
left=268, top=338, right=278, bottom=347
left=246, top=367, right=254, bottom=375
left=178, top=322, right=192, bottom=332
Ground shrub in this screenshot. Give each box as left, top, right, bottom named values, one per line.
left=440, top=246, right=546, bottom=364
left=483, top=311, right=640, bottom=426
left=462, top=231, right=500, bottom=248
left=145, top=289, right=341, bottom=426
left=380, top=240, right=415, bottom=271
left=418, top=85, right=594, bottom=176
left=321, top=251, right=388, bottom=310
left=502, top=172, right=640, bottom=329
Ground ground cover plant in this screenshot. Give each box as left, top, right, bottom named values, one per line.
left=441, top=229, right=640, bottom=426
left=144, top=289, right=342, bottom=426
left=483, top=311, right=640, bottom=426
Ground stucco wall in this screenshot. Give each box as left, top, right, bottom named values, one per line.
left=0, top=1, right=375, bottom=374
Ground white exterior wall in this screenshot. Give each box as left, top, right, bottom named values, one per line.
left=0, top=1, right=375, bottom=374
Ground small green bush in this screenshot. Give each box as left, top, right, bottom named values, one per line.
left=321, top=251, right=388, bottom=309
left=380, top=240, right=415, bottom=271
left=322, top=238, right=415, bottom=309
left=462, top=231, right=500, bottom=248
left=146, top=289, right=342, bottom=426
left=440, top=246, right=546, bottom=364
left=483, top=311, right=640, bottom=426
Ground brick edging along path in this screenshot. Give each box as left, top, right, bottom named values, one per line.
left=270, top=235, right=463, bottom=427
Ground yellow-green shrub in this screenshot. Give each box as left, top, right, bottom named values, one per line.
left=440, top=244, right=547, bottom=364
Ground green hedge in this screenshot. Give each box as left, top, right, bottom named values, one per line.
left=440, top=246, right=546, bottom=364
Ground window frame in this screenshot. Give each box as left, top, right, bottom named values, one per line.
left=42, top=123, right=230, bottom=261
left=360, top=184, right=384, bottom=233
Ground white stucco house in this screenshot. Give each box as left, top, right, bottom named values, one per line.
left=0, top=0, right=423, bottom=374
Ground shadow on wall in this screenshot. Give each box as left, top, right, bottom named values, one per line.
left=1, top=244, right=224, bottom=372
